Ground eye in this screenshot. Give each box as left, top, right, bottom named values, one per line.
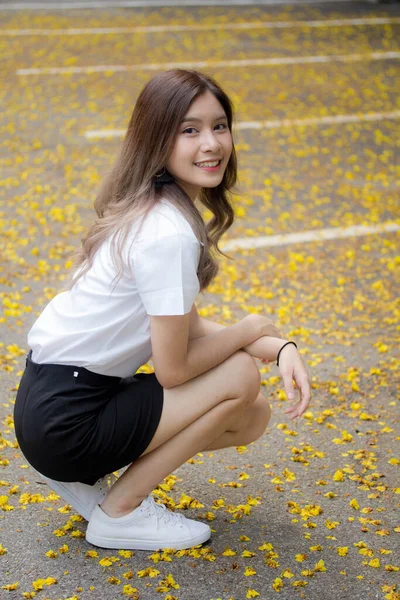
left=183, top=127, right=197, bottom=134
left=215, top=123, right=228, bottom=130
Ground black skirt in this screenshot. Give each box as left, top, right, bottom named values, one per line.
left=13, top=352, right=164, bottom=485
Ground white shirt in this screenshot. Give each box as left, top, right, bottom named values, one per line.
left=28, top=200, right=201, bottom=378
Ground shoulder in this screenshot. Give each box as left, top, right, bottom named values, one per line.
left=122, top=201, right=202, bottom=270
left=133, top=200, right=198, bottom=245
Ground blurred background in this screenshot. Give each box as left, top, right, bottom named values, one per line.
left=1, top=1, right=399, bottom=599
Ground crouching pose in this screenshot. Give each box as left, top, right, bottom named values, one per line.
left=14, top=69, right=311, bottom=551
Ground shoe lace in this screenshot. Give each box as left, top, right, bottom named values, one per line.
left=143, top=496, right=185, bottom=528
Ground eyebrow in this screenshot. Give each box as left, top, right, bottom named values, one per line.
left=181, top=115, right=228, bottom=124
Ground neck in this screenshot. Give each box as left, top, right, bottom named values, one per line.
left=175, top=179, right=200, bottom=202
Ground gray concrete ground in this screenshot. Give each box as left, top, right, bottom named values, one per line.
left=0, top=1, right=399, bottom=599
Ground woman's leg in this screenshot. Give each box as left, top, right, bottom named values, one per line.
left=100, top=351, right=267, bottom=517
left=203, top=391, right=271, bottom=451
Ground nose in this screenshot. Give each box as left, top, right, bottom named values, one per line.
left=200, top=130, right=221, bottom=153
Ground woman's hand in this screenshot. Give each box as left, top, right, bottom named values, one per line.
left=262, top=343, right=311, bottom=420
left=279, top=344, right=311, bottom=419
left=245, top=314, right=283, bottom=340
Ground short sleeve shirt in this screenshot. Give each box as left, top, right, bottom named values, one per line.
left=28, top=200, right=201, bottom=378
left=131, top=208, right=200, bottom=316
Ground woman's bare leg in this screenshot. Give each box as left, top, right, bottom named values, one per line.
left=100, top=351, right=262, bottom=517
left=142, top=351, right=262, bottom=455
left=203, top=391, right=271, bottom=451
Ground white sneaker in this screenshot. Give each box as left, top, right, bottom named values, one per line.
left=86, top=495, right=211, bottom=550
left=41, top=475, right=113, bottom=521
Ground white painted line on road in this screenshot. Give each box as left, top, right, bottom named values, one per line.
left=0, top=0, right=357, bottom=11
left=16, top=51, right=400, bottom=76
left=3, top=17, right=400, bottom=36
left=86, top=129, right=126, bottom=139
left=221, top=223, right=400, bottom=252
left=236, top=110, right=400, bottom=130
left=85, top=111, right=400, bottom=140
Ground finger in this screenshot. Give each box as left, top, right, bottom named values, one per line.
left=286, top=382, right=311, bottom=419
left=284, top=404, right=300, bottom=421
left=284, top=403, right=298, bottom=413
left=284, top=401, right=300, bottom=412
left=297, top=382, right=311, bottom=417
left=281, top=371, right=296, bottom=402
left=293, top=372, right=311, bottom=408
left=264, top=324, right=282, bottom=338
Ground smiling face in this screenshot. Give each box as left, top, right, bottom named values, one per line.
left=165, top=90, right=233, bottom=201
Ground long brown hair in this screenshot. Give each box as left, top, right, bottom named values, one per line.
left=69, top=69, right=237, bottom=292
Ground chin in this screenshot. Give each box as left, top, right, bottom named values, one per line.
left=202, top=183, right=221, bottom=189
left=204, top=178, right=224, bottom=188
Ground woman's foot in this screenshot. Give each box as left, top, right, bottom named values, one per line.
left=86, top=495, right=211, bottom=550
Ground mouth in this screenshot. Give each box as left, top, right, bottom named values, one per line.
left=194, top=159, right=222, bottom=171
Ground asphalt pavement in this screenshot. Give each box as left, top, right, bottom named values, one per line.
left=0, top=1, right=399, bottom=599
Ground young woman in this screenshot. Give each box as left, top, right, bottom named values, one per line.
left=14, top=69, right=311, bottom=551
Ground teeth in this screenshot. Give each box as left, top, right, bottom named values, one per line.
left=195, top=160, right=220, bottom=168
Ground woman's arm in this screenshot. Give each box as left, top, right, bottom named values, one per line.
left=151, top=311, right=271, bottom=389
left=189, top=307, right=286, bottom=362
left=190, top=309, right=312, bottom=419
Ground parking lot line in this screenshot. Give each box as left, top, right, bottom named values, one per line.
left=85, top=111, right=400, bottom=139
left=0, top=0, right=357, bottom=11
left=3, top=17, right=400, bottom=36
left=222, top=223, right=400, bottom=252
left=16, top=51, right=400, bottom=76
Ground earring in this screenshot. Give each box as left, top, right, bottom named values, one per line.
left=154, top=167, right=175, bottom=188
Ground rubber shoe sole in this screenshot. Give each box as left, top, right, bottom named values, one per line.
left=86, top=500, right=211, bottom=551
left=86, top=527, right=211, bottom=551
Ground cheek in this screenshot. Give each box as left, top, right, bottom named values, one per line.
left=166, top=150, right=180, bottom=174
left=167, top=142, right=195, bottom=172
left=225, top=135, right=233, bottom=156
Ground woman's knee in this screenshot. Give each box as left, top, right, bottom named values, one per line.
left=238, top=394, right=272, bottom=444
left=256, top=397, right=272, bottom=437
left=227, top=351, right=261, bottom=400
